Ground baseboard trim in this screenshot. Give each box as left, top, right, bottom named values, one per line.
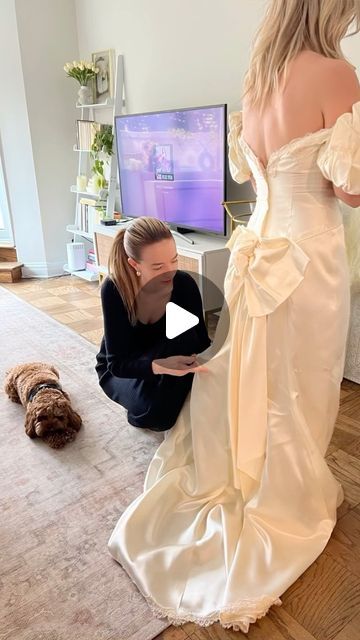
left=21, top=262, right=70, bottom=278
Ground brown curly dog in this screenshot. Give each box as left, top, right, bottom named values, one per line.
left=4, top=361, right=82, bottom=448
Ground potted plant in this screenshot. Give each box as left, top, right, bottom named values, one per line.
left=88, top=159, right=107, bottom=193
left=91, top=126, right=114, bottom=156
left=95, top=204, right=107, bottom=222
left=88, top=125, right=114, bottom=193
left=63, top=60, right=99, bottom=105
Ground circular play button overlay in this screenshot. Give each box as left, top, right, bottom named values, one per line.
left=133, top=268, right=230, bottom=372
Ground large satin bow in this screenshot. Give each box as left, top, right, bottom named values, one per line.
left=224, top=224, right=310, bottom=501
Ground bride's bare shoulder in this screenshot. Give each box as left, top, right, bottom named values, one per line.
left=303, top=52, right=357, bottom=84
left=313, top=55, right=360, bottom=119
left=287, top=52, right=358, bottom=114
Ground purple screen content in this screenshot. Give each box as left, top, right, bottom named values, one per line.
left=115, top=105, right=226, bottom=234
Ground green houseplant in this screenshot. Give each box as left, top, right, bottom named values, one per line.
left=89, top=125, right=114, bottom=191
left=91, top=126, right=114, bottom=156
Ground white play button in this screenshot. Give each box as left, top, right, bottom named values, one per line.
left=166, top=302, right=199, bottom=339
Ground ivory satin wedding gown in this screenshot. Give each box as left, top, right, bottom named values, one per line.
left=108, top=101, right=360, bottom=633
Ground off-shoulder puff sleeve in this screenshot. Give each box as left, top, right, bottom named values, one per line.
left=228, top=111, right=252, bottom=184
left=316, top=100, right=360, bottom=194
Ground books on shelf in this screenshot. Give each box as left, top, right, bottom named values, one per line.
left=76, top=120, right=102, bottom=150
left=85, top=261, right=99, bottom=273
left=77, top=198, right=103, bottom=234
left=85, top=248, right=98, bottom=273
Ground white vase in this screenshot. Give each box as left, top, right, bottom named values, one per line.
left=86, top=176, right=101, bottom=194
left=77, top=84, right=93, bottom=105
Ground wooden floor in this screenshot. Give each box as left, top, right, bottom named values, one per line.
left=2, top=274, right=360, bottom=640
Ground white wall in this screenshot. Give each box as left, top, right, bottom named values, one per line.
left=75, top=0, right=264, bottom=113
left=74, top=0, right=360, bottom=114
left=0, top=0, right=46, bottom=272
left=0, top=0, right=79, bottom=276
left=74, top=0, right=266, bottom=205
left=73, top=0, right=360, bottom=211
left=344, top=22, right=360, bottom=65
left=15, top=0, right=80, bottom=276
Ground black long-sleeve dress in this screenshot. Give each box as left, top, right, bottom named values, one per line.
left=95, top=270, right=212, bottom=431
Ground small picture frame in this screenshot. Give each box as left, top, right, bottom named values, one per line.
left=91, top=49, right=115, bottom=104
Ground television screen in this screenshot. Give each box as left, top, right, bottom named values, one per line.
left=114, top=104, right=227, bottom=235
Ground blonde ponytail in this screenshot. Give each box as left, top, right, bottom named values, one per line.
left=104, top=216, right=173, bottom=326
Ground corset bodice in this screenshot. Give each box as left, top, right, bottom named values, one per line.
left=239, top=131, right=343, bottom=240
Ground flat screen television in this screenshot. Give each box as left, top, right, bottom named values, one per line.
left=114, top=103, right=227, bottom=236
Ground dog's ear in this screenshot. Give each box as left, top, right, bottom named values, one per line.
left=67, top=406, right=82, bottom=432
left=49, top=365, right=59, bottom=377
left=4, top=370, right=14, bottom=395
left=25, top=408, right=37, bottom=439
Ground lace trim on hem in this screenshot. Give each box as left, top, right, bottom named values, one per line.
left=108, top=549, right=282, bottom=632
left=142, top=591, right=283, bottom=633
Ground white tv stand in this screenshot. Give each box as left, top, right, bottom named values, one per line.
left=93, top=223, right=231, bottom=320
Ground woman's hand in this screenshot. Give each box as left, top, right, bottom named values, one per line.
left=152, top=354, right=208, bottom=376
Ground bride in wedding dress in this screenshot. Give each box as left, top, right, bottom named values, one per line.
left=108, top=0, right=360, bottom=633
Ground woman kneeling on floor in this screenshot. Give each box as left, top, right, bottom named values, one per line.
left=95, top=216, right=211, bottom=431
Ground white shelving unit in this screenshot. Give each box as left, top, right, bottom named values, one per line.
left=64, top=54, right=126, bottom=282
left=63, top=263, right=98, bottom=281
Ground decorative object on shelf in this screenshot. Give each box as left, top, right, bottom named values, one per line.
left=65, top=54, right=125, bottom=284
left=63, top=59, right=99, bottom=105
left=91, top=125, right=114, bottom=156
left=86, top=173, right=105, bottom=194
left=76, top=119, right=101, bottom=149
left=88, top=124, right=114, bottom=191
left=86, top=159, right=108, bottom=193
left=95, top=204, right=107, bottom=221
left=76, top=175, right=87, bottom=191
left=77, top=84, right=93, bottom=105
left=70, top=184, right=107, bottom=198
left=91, top=49, right=115, bottom=103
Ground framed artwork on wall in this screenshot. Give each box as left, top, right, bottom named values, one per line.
left=91, top=49, right=115, bottom=104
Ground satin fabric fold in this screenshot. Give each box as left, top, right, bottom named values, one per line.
left=224, top=224, right=310, bottom=498
left=316, top=99, right=360, bottom=195
left=107, top=105, right=355, bottom=633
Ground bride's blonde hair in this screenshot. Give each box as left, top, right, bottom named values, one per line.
left=242, top=0, right=360, bottom=114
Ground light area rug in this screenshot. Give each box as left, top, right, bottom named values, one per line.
left=0, top=285, right=169, bottom=640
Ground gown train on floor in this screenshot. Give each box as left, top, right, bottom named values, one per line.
left=107, top=101, right=360, bottom=633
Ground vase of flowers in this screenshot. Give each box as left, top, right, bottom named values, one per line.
left=77, top=84, right=93, bottom=105
left=63, top=60, right=99, bottom=105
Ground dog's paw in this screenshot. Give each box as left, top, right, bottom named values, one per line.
left=43, top=429, right=77, bottom=449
